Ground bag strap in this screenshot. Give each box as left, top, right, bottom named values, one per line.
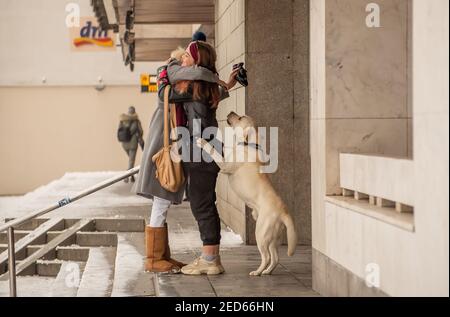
left=163, top=85, right=171, bottom=149
left=164, top=85, right=180, bottom=147
left=169, top=104, right=178, bottom=141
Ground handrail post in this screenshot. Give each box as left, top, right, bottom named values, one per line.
left=7, top=227, right=17, bottom=297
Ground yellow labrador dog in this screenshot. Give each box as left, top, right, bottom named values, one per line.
left=196, top=112, right=297, bottom=276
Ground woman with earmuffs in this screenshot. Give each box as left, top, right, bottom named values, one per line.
left=160, top=41, right=239, bottom=275
left=133, top=41, right=238, bottom=274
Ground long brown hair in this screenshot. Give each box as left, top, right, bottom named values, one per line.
left=175, top=41, right=221, bottom=109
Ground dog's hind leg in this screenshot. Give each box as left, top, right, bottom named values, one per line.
left=250, top=240, right=270, bottom=276
left=261, top=225, right=281, bottom=275
left=250, top=220, right=271, bottom=276
left=262, top=240, right=279, bottom=275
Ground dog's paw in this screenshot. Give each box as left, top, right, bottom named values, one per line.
left=261, top=269, right=273, bottom=275
left=249, top=271, right=261, bottom=276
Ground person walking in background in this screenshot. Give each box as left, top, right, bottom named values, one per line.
left=118, top=106, right=144, bottom=183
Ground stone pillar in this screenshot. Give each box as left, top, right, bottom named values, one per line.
left=215, top=0, right=248, bottom=241
left=214, top=0, right=311, bottom=246
left=246, top=0, right=311, bottom=245
left=324, top=0, right=411, bottom=195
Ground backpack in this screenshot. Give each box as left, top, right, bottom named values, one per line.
left=117, top=122, right=132, bottom=142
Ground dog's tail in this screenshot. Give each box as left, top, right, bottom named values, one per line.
left=281, top=213, right=297, bottom=256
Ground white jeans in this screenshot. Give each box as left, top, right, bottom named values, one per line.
left=149, top=196, right=171, bottom=227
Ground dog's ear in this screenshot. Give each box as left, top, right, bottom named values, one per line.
left=244, top=126, right=258, bottom=143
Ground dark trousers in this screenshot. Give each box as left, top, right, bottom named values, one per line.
left=187, top=166, right=221, bottom=246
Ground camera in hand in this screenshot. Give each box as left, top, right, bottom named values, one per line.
left=233, top=62, right=248, bottom=87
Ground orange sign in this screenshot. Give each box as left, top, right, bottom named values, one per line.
left=70, top=17, right=116, bottom=52
left=141, top=74, right=157, bottom=93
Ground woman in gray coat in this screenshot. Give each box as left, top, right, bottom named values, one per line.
left=163, top=41, right=238, bottom=276
left=133, top=50, right=237, bottom=274
left=133, top=60, right=217, bottom=204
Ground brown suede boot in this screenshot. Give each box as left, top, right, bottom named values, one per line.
left=163, top=223, right=186, bottom=268
left=145, top=226, right=180, bottom=273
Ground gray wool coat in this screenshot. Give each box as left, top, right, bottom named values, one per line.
left=132, top=61, right=221, bottom=204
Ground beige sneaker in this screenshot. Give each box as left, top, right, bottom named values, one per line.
left=181, top=256, right=225, bottom=275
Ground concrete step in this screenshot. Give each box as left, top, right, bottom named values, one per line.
left=1, top=218, right=142, bottom=246
left=0, top=218, right=66, bottom=274
left=0, top=217, right=142, bottom=294
left=0, top=219, right=95, bottom=279
left=4, top=218, right=95, bottom=231
left=36, top=259, right=63, bottom=277
left=14, top=248, right=28, bottom=261
left=27, top=245, right=56, bottom=260
left=0, top=244, right=28, bottom=261
left=5, top=247, right=73, bottom=277
left=0, top=230, right=31, bottom=244
left=12, top=247, right=88, bottom=277
left=36, top=259, right=88, bottom=279
left=1, top=217, right=145, bottom=233
left=111, top=233, right=155, bottom=297
left=77, top=247, right=116, bottom=297
left=0, top=276, right=55, bottom=297
left=26, top=245, right=41, bottom=257
left=66, top=218, right=144, bottom=232
left=64, top=219, right=96, bottom=231
left=16, top=261, right=37, bottom=276
left=50, top=261, right=86, bottom=297
left=3, top=218, right=63, bottom=231
left=56, top=246, right=90, bottom=262
left=12, top=259, right=64, bottom=277
left=93, top=218, right=145, bottom=232
left=76, top=232, right=118, bottom=247
left=0, top=231, right=47, bottom=245
left=46, top=231, right=76, bottom=246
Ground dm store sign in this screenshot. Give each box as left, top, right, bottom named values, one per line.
left=70, top=17, right=116, bottom=52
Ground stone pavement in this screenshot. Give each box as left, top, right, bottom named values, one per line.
left=0, top=172, right=317, bottom=297
left=162, top=204, right=316, bottom=297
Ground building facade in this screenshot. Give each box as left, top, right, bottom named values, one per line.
left=1, top=0, right=448, bottom=296
left=217, top=0, right=448, bottom=296
left=0, top=0, right=161, bottom=195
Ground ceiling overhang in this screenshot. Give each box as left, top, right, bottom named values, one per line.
left=91, top=0, right=215, bottom=67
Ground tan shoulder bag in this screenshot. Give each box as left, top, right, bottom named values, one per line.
left=152, top=85, right=185, bottom=193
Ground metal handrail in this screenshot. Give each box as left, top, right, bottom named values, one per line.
left=0, top=166, right=140, bottom=297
